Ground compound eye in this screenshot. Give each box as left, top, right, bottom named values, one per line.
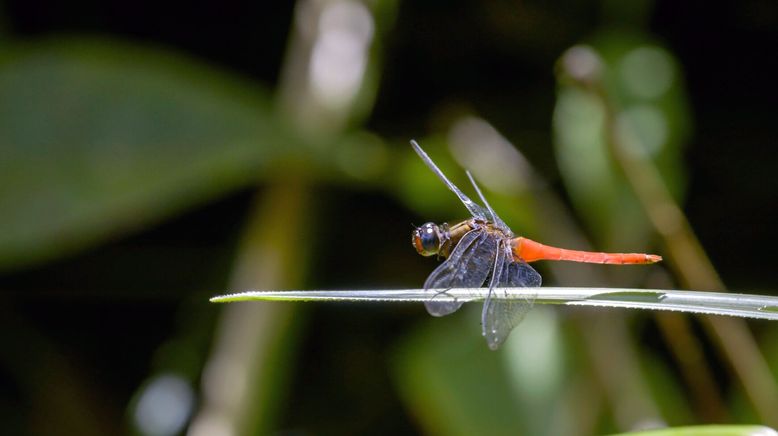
left=412, top=222, right=440, bottom=256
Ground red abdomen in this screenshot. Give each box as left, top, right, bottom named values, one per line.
left=512, top=237, right=662, bottom=264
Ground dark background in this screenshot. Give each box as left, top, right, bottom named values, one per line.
left=1, top=1, right=776, bottom=435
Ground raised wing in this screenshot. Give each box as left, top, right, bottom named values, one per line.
left=465, top=170, right=510, bottom=234
left=410, top=140, right=489, bottom=220
left=423, top=229, right=497, bottom=316
left=482, top=243, right=542, bottom=350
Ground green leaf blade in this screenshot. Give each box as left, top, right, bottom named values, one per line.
left=0, top=39, right=297, bottom=271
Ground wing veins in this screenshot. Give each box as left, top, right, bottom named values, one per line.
left=482, top=246, right=542, bottom=350
left=424, top=230, right=497, bottom=317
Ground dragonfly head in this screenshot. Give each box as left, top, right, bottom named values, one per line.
left=412, top=222, right=445, bottom=256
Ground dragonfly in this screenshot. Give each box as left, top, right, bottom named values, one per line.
left=410, top=140, right=662, bottom=350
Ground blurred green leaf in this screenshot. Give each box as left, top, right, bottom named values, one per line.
left=393, top=307, right=570, bottom=436
left=590, top=30, right=691, bottom=199
left=639, top=352, right=695, bottom=425
left=552, top=31, right=691, bottom=253
left=392, top=308, right=526, bottom=436
left=613, top=425, right=777, bottom=436
left=0, top=38, right=300, bottom=271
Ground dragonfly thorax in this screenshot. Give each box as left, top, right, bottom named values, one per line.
left=413, top=219, right=496, bottom=259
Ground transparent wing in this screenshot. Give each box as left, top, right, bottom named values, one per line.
left=482, top=243, right=542, bottom=350
left=465, top=170, right=510, bottom=233
left=410, top=140, right=488, bottom=220
left=480, top=240, right=508, bottom=344
left=423, top=230, right=497, bottom=316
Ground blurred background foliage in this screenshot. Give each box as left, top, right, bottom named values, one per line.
left=0, top=0, right=776, bottom=435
